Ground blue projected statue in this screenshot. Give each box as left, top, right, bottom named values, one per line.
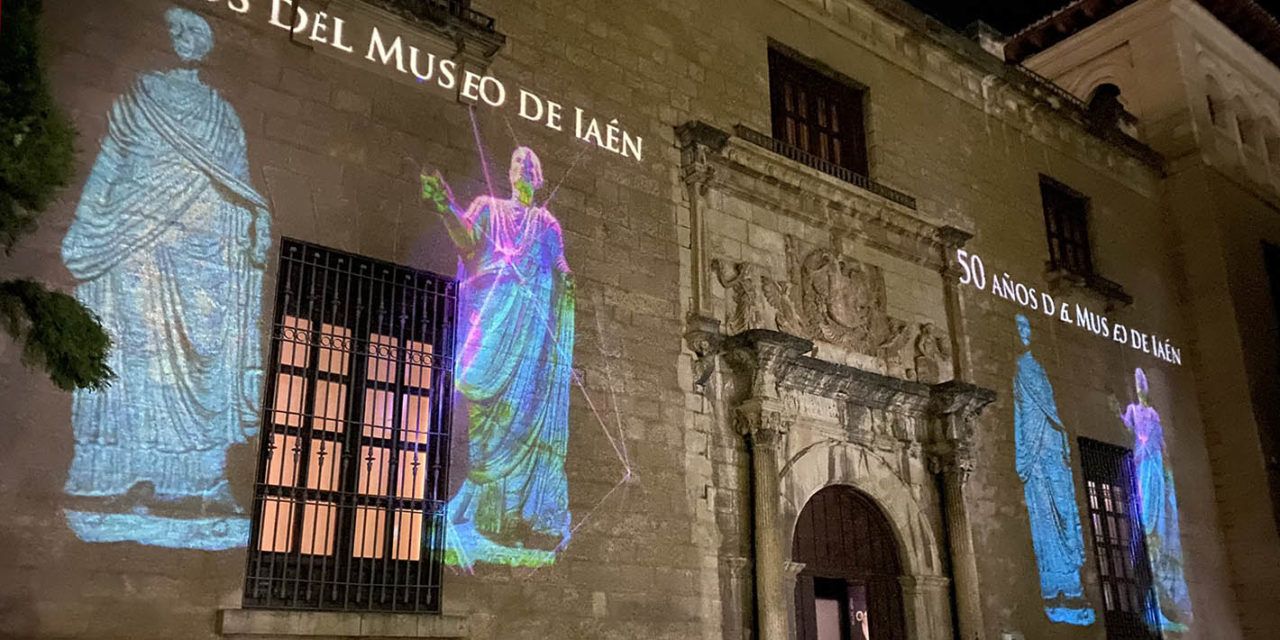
left=421, top=147, right=575, bottom=569
left=1012, top=314, right=1095, bottom=625
left=1116, top=368, right=1192, bottom=632
left=61, top=7, right=269, bottom=550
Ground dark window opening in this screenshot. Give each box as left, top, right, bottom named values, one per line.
left=1079, top=438, right=1161, bottom=640
left=1040, top=176, right=1095, bottom=277
left=243, top=239, right=456, bottom=613
left=768, top=47, right=869, bottom=176
left=1260, top=243, right=1280, bottom=535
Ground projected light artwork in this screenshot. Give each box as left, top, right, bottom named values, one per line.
left=421, top=146, right=576, bottom=569
left=1012, top=314, right=1096, bottom=626
left=60, top=7, right=269, bottom=551
left=1119, top=368, right=1193, bottom=632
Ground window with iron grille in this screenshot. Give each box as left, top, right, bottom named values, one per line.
left=1079, top=438, right=1161, bottom=640
left=768, top=46, right=869, bottom=176
left=1040, top=176, right=1095, bottom=277
left=244, top=239, right=456, bottom=613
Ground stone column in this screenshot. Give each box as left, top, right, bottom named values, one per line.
left=738, top=399, right=792, bottom=640
left=935, top=433, right=982, bottom=640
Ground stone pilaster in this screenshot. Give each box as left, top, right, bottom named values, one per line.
left=937, top=226, right=974, bottom=383
left=783, top=561, right=807, bottom=639
left=928, top=381, right=996, bottom=640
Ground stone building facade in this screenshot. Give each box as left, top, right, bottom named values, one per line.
left=0, top=1, right=1274, bottom=640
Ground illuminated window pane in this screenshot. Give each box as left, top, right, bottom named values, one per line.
left=312, top=380, right=347, bottom=432
left=363, top=389, right=395, bottom=440
left=357, top=446, right=391, bottom=496
left=318, top=323, right=352, bottom=375
left=273, top=374, right=307, bottom=427
left=299, top=501, right=336, bottom=556
left=403, top=341, right=433, bottom=389
left=280, top=316, right=312, bottom=368
left=305, top=440, right=343, bottom=492
left=401, top=395, right=431, bottom=445
left=368, top=334, right=399, bottom=383
left=397, top=449, right=428, bottom=500
left=258, top=498, right=295, bottom=552
left=352, top=507, right=387, bottom=558
left=393, top=509, right=423, bottom=561
left=264, top=433, right=300, bottom=487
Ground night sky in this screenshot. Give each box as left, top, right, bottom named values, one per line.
left=906, top=0, right=1280, bottom=35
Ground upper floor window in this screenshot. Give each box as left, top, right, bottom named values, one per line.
left=1079, top=438, right=1161, bottom=640
left=243, top=239, right=456, bottom=613
left=1040, top=176, right=1095, bottom=277
left=768, top=46, right=869, bottom=176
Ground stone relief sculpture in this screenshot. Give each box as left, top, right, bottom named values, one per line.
left=713, top=236, right=949, bottom=382
left=712, top=260, right=768, bottom=335
left=61, top=7, right=270, bottom=551
left=913, top=323, right=951, bottom=384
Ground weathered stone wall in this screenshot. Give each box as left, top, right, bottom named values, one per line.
left=0, top=0, right=1255, bottom=639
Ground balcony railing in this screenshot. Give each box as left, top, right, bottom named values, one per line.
left=733, top=125, right=917, bottom=210
left=365, top=0, right=497, bottom=33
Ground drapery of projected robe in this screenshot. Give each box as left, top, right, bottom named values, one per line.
left=1122, top=370, right=1192, bottom=631
left=1014, top=350, right=1095, bottom=626
left=62, top=70, right=269, bottom=506
left=446, top=188, right=575, bottom=565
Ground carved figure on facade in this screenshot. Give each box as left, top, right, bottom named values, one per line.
left=713, top=236, right=952, bottom=383
left=913, top=322, right=952, bottom=384
left=712, top=259, right=768, bottom=335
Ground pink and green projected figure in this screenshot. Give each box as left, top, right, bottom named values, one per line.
left=421, top=147, right=575, bottom=569
left=1115, top=368, right=1192, bottom=632
left=1012, top=314, right=1095, bottom=625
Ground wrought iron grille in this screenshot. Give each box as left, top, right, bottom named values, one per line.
left=367, top=0, right=497, bottom=32
left=1079, top=438, right=1161, bottom=640
left=734, top=125, right=918, bottom=210
left=244, top=239, right=456, bottom=613
left=1040, top=175, right=1095, bottom=277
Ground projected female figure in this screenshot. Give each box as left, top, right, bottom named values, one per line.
left=61, top=7, right=269, bottom=550
left=1012, top=314, right=1095, bottom=625
left=1116, top=368, right=1192, bottom=631
left=421, top=147, right=575, bottom=568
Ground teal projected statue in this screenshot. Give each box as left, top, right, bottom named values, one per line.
left=421, top=147, right=575, bottom=569
left=1012, top=314, right=1095, bottom=625
left=61, top=7, right=269, bottom=550
left=1116, top=368, right=1192, bottom=632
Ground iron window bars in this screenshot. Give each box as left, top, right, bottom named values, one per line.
left=1079, top=438, right=1161, bottom=640
left=1040, top=176, right=1096, bottom=277
left=244, top=239, right=456, bottom=613
left=768, top=47, right=871, bottom=178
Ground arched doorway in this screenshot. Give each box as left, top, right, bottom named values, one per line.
left=793, top=485, right=907, bottom=640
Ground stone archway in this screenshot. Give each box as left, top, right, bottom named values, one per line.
left=792, top=485, right=907, bottom=640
